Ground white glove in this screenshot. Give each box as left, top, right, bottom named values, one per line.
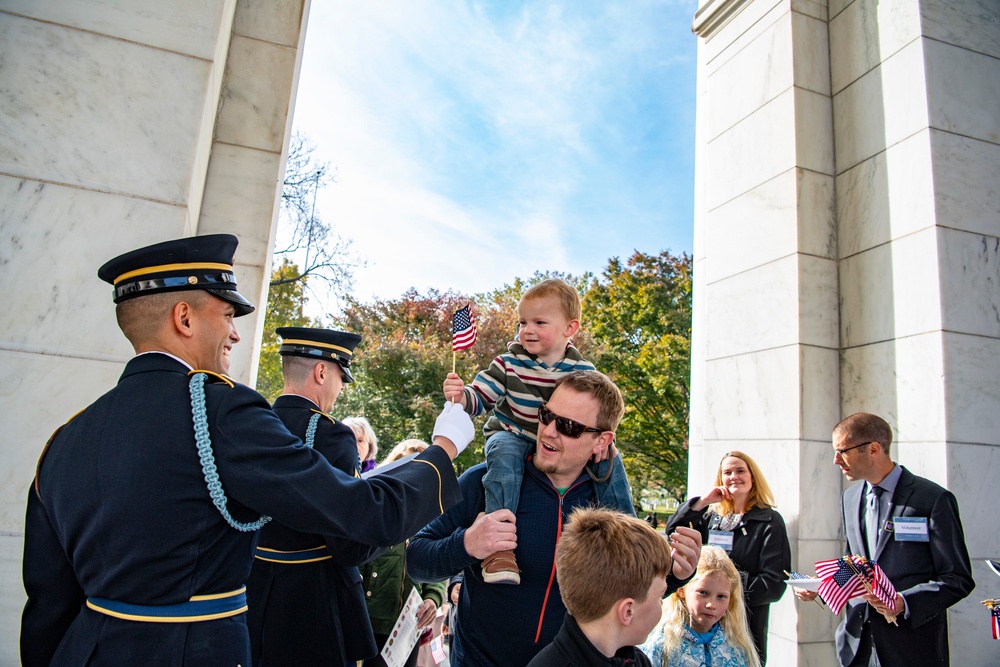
left=433, top=401, right=475, bottom=456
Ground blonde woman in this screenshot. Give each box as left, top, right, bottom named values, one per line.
left=664, top=452, right=790, bottom=664
left=640, top=546, right=761, bottom=667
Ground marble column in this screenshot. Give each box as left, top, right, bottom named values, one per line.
left=691, top=0, right=1000, bottom=664
left=0, top=0, right=309, bottom=659
left=833, top=0, right=1000, bottom=664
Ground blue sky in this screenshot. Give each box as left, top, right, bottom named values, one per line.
left=290, top=0, right=699, bottom=308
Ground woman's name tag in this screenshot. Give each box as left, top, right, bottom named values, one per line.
left=708, top=530, right=734, bottom=551
left=893, top=516, right=929, bottom=542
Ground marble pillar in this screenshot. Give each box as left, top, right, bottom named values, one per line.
left=691, top=0, right=1000, bottom=664
left=0, top=0, right=309, bottom=660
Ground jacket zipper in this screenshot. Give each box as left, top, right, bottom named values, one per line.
left=533, top=478, right=585, bottom=644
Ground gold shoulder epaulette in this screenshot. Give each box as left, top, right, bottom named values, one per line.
left=309, top=408, right=337, bottom=424
left=35, top=408, right=85, bottom=496
left=188, top=370, right=235, bottom=387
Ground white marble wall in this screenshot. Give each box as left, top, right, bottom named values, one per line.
left=693, top=0, right=1000, bottom=664
left=833, top=1, right=1000, bottom=662
left=693, top=1, right=839, bottom=663
left=0, top=1, right=308, bottom=661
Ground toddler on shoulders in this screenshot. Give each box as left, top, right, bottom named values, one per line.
left=443, top=279, right=635, bottom=584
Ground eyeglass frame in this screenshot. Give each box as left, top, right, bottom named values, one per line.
left=833, top=441, right=874, bottom=457
left=537, top=402, right=606, bottom=439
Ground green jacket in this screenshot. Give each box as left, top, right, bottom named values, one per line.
left=360, top=541, right=447, bottom=636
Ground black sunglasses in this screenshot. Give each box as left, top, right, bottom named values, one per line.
left=537, top=403, right=604, bottom=438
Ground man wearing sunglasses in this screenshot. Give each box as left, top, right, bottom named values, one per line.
left=407, top=371, right=702, bottom=667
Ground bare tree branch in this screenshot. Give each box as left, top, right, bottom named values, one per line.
left=270, top=131, right=365, bottom=307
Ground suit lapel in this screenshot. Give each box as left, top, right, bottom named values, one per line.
left=844, top=482, right=866, bottom=556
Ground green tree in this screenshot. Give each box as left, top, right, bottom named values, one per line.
left=331, top=289, right=508, bottom=474
left=583, top=250, right=692, bottom=497
left=314, top=258, right=692, bottom=496
left=256, top=258, right=320, bottom=401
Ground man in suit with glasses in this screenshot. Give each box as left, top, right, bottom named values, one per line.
left=796, top=412, right=974, bottom=666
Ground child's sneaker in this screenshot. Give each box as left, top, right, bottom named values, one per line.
left=482, top=549, right=520, bottom=585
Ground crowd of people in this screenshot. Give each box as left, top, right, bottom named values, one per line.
left=19, top=234, right=975, bottom=667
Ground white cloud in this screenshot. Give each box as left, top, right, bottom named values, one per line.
left=291, top=0, right=698, bottom=309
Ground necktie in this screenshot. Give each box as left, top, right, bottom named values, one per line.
left=866, top=485, right=883, bottom=557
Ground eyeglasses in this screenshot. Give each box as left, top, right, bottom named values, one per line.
left=537, top=403, right=604, bottom=438
left=834, top=441, right=872, bottom=457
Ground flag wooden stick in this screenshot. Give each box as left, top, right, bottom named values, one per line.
left=844, top=558, right=897, bottom=625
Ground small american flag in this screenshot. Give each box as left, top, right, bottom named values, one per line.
left=452, top=304, right=477, bottom=351
left=816, top=557, right=867, bottom=615
left=984, top=600, right=1000, bottom=640
left=866, top=561, right=898, bottom=609
left=816, top=555, right=897, bottom=616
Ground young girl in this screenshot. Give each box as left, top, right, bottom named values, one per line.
left=640, top=545, right=761, bottom=667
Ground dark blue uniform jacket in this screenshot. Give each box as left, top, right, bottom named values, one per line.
left=21, top=353, right=459, bottom=667
left=246, top=394, right=383, bottom=666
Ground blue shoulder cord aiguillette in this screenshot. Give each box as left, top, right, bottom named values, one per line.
left=189, top=373, right=270, bottom=532
left=305, top=412, right=320, bottom=448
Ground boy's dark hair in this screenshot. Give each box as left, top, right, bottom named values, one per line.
left=556, top=507, right=672, bottom=623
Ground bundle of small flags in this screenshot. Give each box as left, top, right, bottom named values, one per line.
left=452, top=304, right=477, bottom=351
left=984, top=599, right=1000, bottom=640
left=815, top=555, right=897, bottom=624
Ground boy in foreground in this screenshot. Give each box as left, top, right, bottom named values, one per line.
left=527, top=507, right=677, bottom=666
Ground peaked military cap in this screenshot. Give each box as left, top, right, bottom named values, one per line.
left=98, top=234, right=255, bottom=316
left=277, top=327, right=362, bottom=383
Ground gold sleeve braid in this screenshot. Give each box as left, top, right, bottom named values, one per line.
left=411, top=459, right=444, bottom=514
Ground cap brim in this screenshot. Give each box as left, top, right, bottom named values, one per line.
left=340, top=363, right=355, bottom=383
left=207, top=288, right=255, bottom=317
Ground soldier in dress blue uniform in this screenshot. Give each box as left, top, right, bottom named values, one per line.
left=20, top=234, right=475, bottom=667
left=246, top=326, right=383, bottom=666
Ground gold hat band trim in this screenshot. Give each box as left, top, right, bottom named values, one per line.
left=281, top=339, right=353, bottom=357
left=114, top=262, right=234, bottom=285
